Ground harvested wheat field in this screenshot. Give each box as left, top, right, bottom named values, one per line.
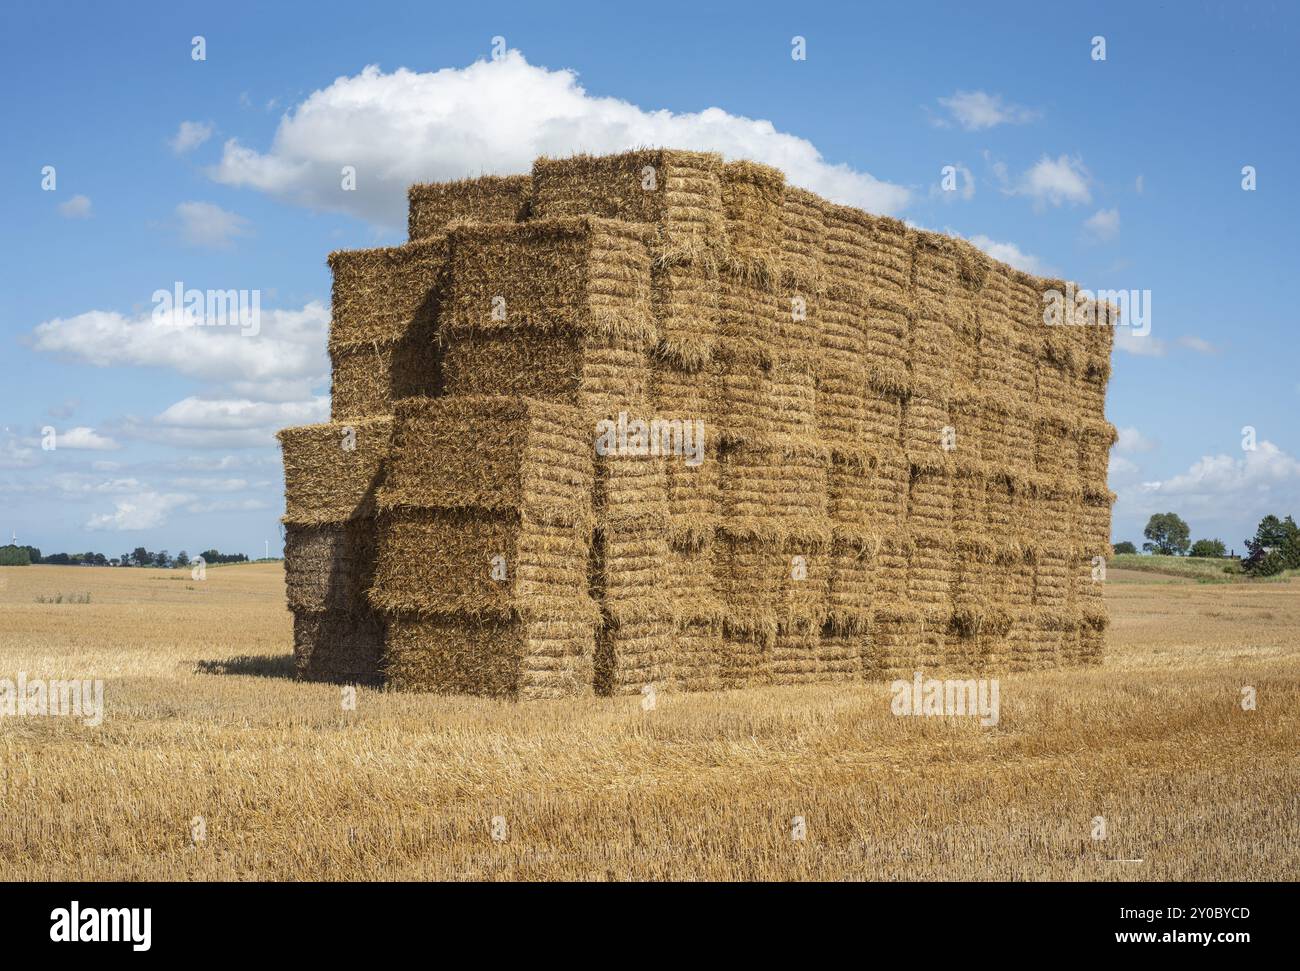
left=0, top=562, right=1295, bottom=881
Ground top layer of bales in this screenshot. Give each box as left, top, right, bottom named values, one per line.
left=407, top=174, right=532, bottom=241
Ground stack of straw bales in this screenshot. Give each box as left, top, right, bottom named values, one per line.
left=279, top=149, right=1115, bottom=696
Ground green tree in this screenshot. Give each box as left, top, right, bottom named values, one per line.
left=1112, top=540, right=1138, bottom=555
left=1188, top=538, right=1227, bottom=558
left=1142, top=512, right=1191, bottom=556
left=131, top=547, right=149, bottom=568
left=0, top=545, right=32, bottom=566
left=175, top=550, right=190, bottom=567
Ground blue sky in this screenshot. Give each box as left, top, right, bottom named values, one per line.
left=1, top=0, right=1297, bottom=557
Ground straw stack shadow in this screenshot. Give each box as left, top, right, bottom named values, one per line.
left=278, top=149, right=1116, bottom=698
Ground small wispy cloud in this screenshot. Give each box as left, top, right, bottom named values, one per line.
left=174, top=201, right=251, bottom=249
left=935, top=90, right=1039, bottom=131
left=1014, top=154, right=1091, bottom=208
left=170, top=120, right=215, bottom=155
left=964, top=233, right=1051, bottom=275
left=1083, top=207, right=1120, bottom=241
left=1115, top=427, right=1157, bottom=454
left=1177, top=335, right=1221, bottom=355
left=58, top=194, right=92, bottom=219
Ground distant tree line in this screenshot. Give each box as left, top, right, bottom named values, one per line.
left=0, top=545, right=247, bottom=568
left=1113, top=511, right=1300, bottom=576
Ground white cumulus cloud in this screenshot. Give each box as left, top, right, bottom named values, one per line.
left=1083, top=207, right=1120, bottom=241
left=964, top=234, right=1051, bottom=275
left=85, top=492, right=194, bottom=531
left=208, top=51, right=911, bottom=227
left=54, top=427, right=120, bottom=451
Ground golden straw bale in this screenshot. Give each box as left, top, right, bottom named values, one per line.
left=293, top=608, right=385, bottom=685
left=901, top=382, right=952, bottom=469
left=868, top=607, right=928, bottom=680
left=329, top=323, right=442, bottom=420
left=653, top=259, right=721, bottom=369
left=384, top=614, right=596, bottom=699
left=530, top=150, right=726, bottom=266
left=718, top=437, right=830, bottom=548
left=442, top=330, right=651, bottom=421
left=284, top=521, right=377, bottom=614
left=713, top=350, right=776, bottom=447
left=718, top=272, right=779, bottom=365
left=866, top=442, right=910, bottom=533
left=664, top=539, right=723, bottom=627
left=770, top=352, right=819, bottom=439
left=780, top=186, right=828, bottom=293
left=591, top=525, right=671, bottom=628
left=821, top=204, right=875, bottom=288
left=596, top=451, right=669, bottom=531
left=672, top=619, right=725, bottom=693
left=718, top=630, right=769, bottom=689
left=778, top=288, right=822, bottom=363
left=720, top=160, right=785, bottom=284
left=863, top=297, right=912, bottom=397
left=777, top=544, right=829, bottom=633
left=712, top=536, right=782, bottom=644
left=327, top=237, right=448, bottom=346
left=828, top=454, right=879, bottom=548
left=828, top=539, right=876, bottom=634
left=380, top=396, right=592, bottom=525
left=279, top=417, right=393, bottom=526
left=819, top=285, right=868, bottom=369
left=369, top=509, right=596, bottom=621
left=768, top=629, right=822, bottom=685
left=407, top=174, right=531, bottom=240
left=443, top=217, right=654, bottom=345
left=594, top=618, right=674, bottom=696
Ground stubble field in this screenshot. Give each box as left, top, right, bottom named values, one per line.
left=0, top=562, right=1296, bottom=880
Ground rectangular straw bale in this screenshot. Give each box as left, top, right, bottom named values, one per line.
left=442, top=330, right=651, bottom=420
left=1003, top=403, right=1037, bottom=477
left=1073, top=554, right=1108, bottom=632
left=408, top=174, right=531, bottom=240
left=862, top=390, right=903, bottom=454
left=595, top=451, right=669, bottom=531
left=713, top=350, right=775, bottom=447
left=828, top=454, right=878, bottom=548
left=384, top=614, right=596, bottom=699
left=1033, top=549, right=1072, bottom=608
left=779, top=288, right=822, bottom=362
left=828, top=539, right=876, bottom=634
left=949, top=388, right=983, bottom=460
left=770, top=352, right=819, bottom=439
left=867, top=215, right=914, bottom=301
left=713, top=536, right=782, bottom=644
left=1077, top=419, right=1116, bottom=497
left=1034, top=415, right=1076, bottom=482
left=819, top=286, right=867, bottom=369
left=590, top=525, right=671, bottom=627
left=816, top=627, right=861, bottom=683
left=369, top=509, right=596, bottom=621
left=906, top=538, right=955, bottom=626
left=863, top=298, right=912, bottom=397
left=661, top=450, right=718, bottom=548
left=327, top=237, right=448, bottom=346
left=530, top=150, right=725, bottom=266
left=672, top=619, right=725, bottom=693
left=718, top=439, right=830, bottom=547
left=780, top=186, right=828, bottom=293
left=821, top=204, right=874, bottom=287
left=1091, top=299, right=1119, bottom=358
left=293, top=608, right=385, bottom=685
left=867, top=442, right=910, bottom=533
left=279, top=417, right=393, bottom=526
left=872, top=533, right=913, bottom=607
left=1038, top=488, right=1076, bottom=552
left=330, top=324, right=442, bottom=420
left=1037, top=358, right=1074, bottom=414
left=869, top=608, right=928, bottom=680
left=721, top=160, right=785, bottom=284
left=1003, top=612, right=1060, bottom=672
left=950, top=464, right=987, bottom=551
left=902, top=384, right=952, bottom=469
left=719, top=272, right=779, bottom=364
left=653, top=259, right=721, bottom=368
left=1005, top=555, right=1036, bottom=610
left=817, top=363, right=873, bottom=464
left=907, top=467, right=954, bottom=537
left=664, top=539, right=722, bottom=627
left=769, top=629, right=822, bottom=684
left=778, top=544, right=829, bottom=633
left=976, top=395, right=1011, bottom=470
left=1079, top=364, right=1109, bottom=422
left=1078, top=625, right=1105, bottom=666
left=443, top=216, right=654, bottom=346
left=380, top=396, right=592, bottom=524
left=719, top=631, right=768, bottom=688
left=594, top=619, right=674, bottom=696
left=284, top=521, right=377, bottom=614
left=1077, top=493, right=1115, bottom=557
